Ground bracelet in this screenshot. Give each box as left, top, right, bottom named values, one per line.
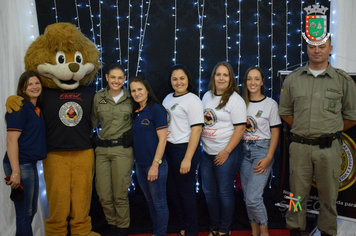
left=12, top=174, right=18, bottom=178
left=224, top=149, right=230, bottom=154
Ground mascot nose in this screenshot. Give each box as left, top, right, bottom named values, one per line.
left=68, top=63, right=80, bottom=72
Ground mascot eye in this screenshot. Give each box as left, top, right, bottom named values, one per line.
left=56, top=51, right=66, bottom=64
left=74, top=52, right=83, bottom=63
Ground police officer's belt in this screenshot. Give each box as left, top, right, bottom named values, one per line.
left=97, top=138, right=123, bottom=147
left=290, top=132, right=341, bottom=149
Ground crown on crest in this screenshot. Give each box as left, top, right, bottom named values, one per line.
left=304, top=4, right=328, bottom=15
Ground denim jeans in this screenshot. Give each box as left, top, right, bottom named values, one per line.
left=136, top=160, right=169, bottom=236
left=240, top=139, right=273, bottom=226
left=200, top=147, right=239, bottom=234
left=166, top=142, right=200, bottom=236
left=3, top=162, right=39, bottom=236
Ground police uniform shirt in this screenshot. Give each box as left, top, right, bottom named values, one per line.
left=4, top=101, right=47, bottom=164
left=162, top=92, right=204, bottom=144
left=279, top=63, right=356, bottom=138
left=243, top=97, right=281, bottom=141
left=41, top=86, right=95, bottom=151
left=201, top=91, right=247, bottom=155
left=132, top=103, right=168, bottom=166
left=91, top=86, right=132, bottom=140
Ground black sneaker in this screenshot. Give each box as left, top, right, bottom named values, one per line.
left=116, top=227, right=129, bottom=236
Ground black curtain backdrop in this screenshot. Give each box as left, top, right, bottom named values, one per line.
left=34, top=0, right=330, bottom=234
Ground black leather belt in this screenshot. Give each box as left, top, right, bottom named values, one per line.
left=96, top=138, right=123, bottom=147
left=290, top=132, right=341, bottom=149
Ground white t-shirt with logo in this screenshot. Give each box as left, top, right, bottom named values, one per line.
left=201, top=91, right=247, bottom=155
left=242, top=97, right=281, bottom=141
left=163, top=92, right=204, bottom=144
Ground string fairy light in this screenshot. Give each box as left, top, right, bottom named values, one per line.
left=115, top=0, right=122, bottom=64
left=97, top=1, right=103, bottom=88
left=135, top=0, right=151, bottom=76
left=53, top=0, right=58, bottom=23
left=224, top=0, right=230, bottom=61
left=285, top=0, right=290, bottom=69
left=300, top=0, right=304, bottom=66
left=269, top=0, right=274, bottom=97
left=173, top=0, right=177, bottom=64
left=87, top=0, right=96, bottom=45
left=196, top=0, right=205, bottom=98
left=256, top=0, right=260, bottom=67
left=127, top=0, right=132, bottom=81
left=236, top=0, right=242, bottom=85
left=74, top=0, right=81, bottom=29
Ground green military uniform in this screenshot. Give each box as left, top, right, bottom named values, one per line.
left=279, top=63, right=356, bottom=235
left=91, top=86, right=134, bottom=228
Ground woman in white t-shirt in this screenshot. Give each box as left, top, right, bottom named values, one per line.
left=240, top=67, right=281, bottom=236
left=201, top=62, right=246, bottom=236
left=162, top=64, right=204, bottom=236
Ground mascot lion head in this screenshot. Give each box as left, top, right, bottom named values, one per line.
left=24, top=22, right=100, bottom=90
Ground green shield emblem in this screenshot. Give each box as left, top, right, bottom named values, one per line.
left=306, top=15, right=327, bottom=40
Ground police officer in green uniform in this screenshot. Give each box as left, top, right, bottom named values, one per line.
left=279, top=36, right=356, bottom=236
left=91, top=64, right=134, bottom=236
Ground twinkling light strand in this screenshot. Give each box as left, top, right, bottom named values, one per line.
left=269, top=0, right=274, bottom=97
left=285, top=0, right=289, bottom=69
left=300, top=0, right=304, bottom=66
left=173, top=0, right=177, bottom=64
left=197, top=0, right=205, bottom=98
left=137, top=0, right=144, bottom=68
left=115, top=0, right=122, bottom=64
left=127, top=1, right=132, bottom=81
left=87, top=0, right=96, bottom=44
left=136, top=0, right=151, bottom=76
left=86, top=0, right=98, bottom=90
left=98, top=1, right=103, bottom=88
left=256, top=0, right=260, bottom=67
left=74, top=0, right=81, bottom=29
left=53, top=0, right=58, bottom=22
left=225, top=0, right=229, bottom=61
left=237, top=0, right=242, bottom=85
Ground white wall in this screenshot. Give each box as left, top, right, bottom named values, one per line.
left=330, top=0, right=356, bottom=72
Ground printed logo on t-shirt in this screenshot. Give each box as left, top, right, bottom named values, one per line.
left=59, top=102, right=83, bottom=127
left=141, top=118, right=150, bottom=125
left=171, top=103, right=178, bottom=110
left=166, top=109, right=171, bottom=126
left=246, top=116, right=257, bottom=133
left=201, top=128, right=217, bottom=140
left=204, top=108, right=217, bottom=127
left=243, top=116, right=260, bottom=140
left=256, top=110, right=263, bottom=117
left=59, top=93, right=83, bottom=101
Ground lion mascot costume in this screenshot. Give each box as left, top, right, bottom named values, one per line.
left=6, top=23, right=100, bottom=236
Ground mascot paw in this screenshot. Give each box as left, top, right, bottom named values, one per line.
left=5, top=95, right=24, bottom=114
left=86, top=231, right=101, bottom=236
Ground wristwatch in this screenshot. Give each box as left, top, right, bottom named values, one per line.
left=154, top=158, right=162, bottom=164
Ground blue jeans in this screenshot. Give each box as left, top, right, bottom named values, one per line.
left=200, top=147, right=239, bottom=233
left=166, top=142, right=200, bottom=236
left=240, top=140, right=273, bottom=226
left=136, top=160, right=169, bottom=236
left=3, top=162, right=39, bottom=236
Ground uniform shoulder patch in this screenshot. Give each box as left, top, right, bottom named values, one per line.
left=335, top=68, right=352, bottom=81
